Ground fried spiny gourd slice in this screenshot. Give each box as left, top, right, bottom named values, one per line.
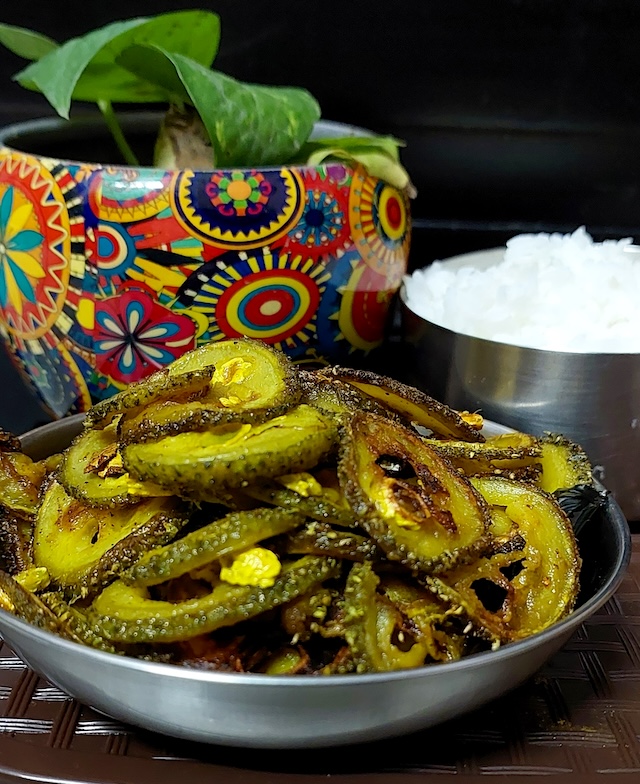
left=300, top=371, right=402, bottom=423
left=537, top=433, right=593, bottom=493
left=423, top=435, right=542, bottom=480
left=340, top=561, right=430, bottom=673
left=0, top=448, right=46, bottom=516
left=426, top=476, right=581, bottom=643
left=118, top=399, right=293, bottom=445
left=0, top=571, right=82, bottom=640
left=285, top=520, right=382, bottom=562
left=122, top=507, right=306, bottom=587
left=0, top=506, right=35, bottom=575
left=84, top=367, right=214, bottom=430
left=33, top=480, right=187, bottom=597
left=59, top=423, right=173, bottom=507
left=339, top=412, right=491, bottom=573
left=380, top=578, right=465, bottom=662
left=318, top=366, right=484, bottom=442
left=119, top=339, right=300, bottom=444
left=40, top=592, right=119, bottom=654
left=90, top=555, right=340, bottom=644
left=244, top=469, right=356, bottom=528
left=123, top=405, right=336, bottom=500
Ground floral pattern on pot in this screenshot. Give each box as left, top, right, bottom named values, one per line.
left=94, top=285, right=197, bottom=385
left=0, top=141, right=411, bottom=416
left=171, top=168, right=305, bottom=249
left=282, top=166, right=352, bottom=263
left=0, top=153, right=70, bottom=339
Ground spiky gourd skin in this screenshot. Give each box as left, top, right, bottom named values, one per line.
left=90, top=556, right=340, bottom=644
left=123, top=405, right=336, bottom=500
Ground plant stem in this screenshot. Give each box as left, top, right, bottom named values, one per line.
left=97, top=99, right=140, bottom=167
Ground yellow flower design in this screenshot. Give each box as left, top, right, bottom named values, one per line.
left=0, top=186, right=45, bottom=315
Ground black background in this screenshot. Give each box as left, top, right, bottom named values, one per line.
left=1, top=0, right=640, bottom=432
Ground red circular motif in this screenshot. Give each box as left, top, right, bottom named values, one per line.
left=338, top=259, right=395, bottom=351
left=386, top=196, right=402, bottom=231
left=243, top=288, right=296, bottom=328
left=216, top=267, right=319, bottom=343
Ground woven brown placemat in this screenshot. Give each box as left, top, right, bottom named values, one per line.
left=1, top=537, right=640, bottom=783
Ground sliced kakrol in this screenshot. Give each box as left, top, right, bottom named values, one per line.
left=339, top=561, right=431, bottom=673
left=339, top=412, right=491, bottom=573
left=0, top=506, right=35, bottom=575
left=119, top=339, right=300, bottom=443
left=426, top=476, right=581, bottom=643
left=0, top=449, right=46, bottom=516
left=40, top=592, right=119, bottom=654
left=423, top=435, right=542, bottom=480
left=60, top=424, right=173, bottom=507
left=299, top=370, right=402, bottom=422
left=285, top=520, right=381, bottom=562
left=123, top=405, right=336, bottom=500
left=318, top=366, right=484, bottom=442
left=123, top=507, right=306, bottom=587
left=34, top=480, right=187, bottom=598
left=537, top=433, right=593, bottom=493
left=84, top=367, right=214, bottom=430
left=90, top=555, right=340, bottom=644
left=244, top=469, right=355, bottom=528
left=380, top=578, right=466, bottom=662
left=0, top=571, right=85, bottom=643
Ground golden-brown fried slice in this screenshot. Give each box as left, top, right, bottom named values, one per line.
left=427, top=476, right=581, bottom=643
left=318, top=366, right=484, bottom=442
left=339, top=412, right=491, bottom=573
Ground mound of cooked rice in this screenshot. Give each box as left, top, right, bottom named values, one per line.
left=402, top=227, right=640, bottom=353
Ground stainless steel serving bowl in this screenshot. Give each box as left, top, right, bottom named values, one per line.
left=0, top=415, right=630, bottom=749
left=400, top=247, right=640, bottom=521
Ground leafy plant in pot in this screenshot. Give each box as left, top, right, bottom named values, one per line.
left=0, top=10, right=413, bottom=418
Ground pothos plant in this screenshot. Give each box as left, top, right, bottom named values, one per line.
left=0, top=10, right=414, bottom=193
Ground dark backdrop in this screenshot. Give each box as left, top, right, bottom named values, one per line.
left=1, top=0, right=640, bottom=431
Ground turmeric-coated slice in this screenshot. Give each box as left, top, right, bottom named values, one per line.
left=123, top=405, right=336, bottom=499
left=339, top=413, right=491, bottom=573
left=84, top=368, right=214, bottom=430
left=60, top=424, right=172, bottom=507
left=90, top=555, right=340, bottom=643
left=427, top=476, right=581, bottom=643
left=318, top=366, right=484, bottom=442
left=33, top=481, right=186, bottom=597
left=123, top=507, right=306, bottom=587
left=119, top=339, right=300, bottom=443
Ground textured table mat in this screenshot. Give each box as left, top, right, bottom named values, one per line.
left=1, top=536, right=640, bottom=783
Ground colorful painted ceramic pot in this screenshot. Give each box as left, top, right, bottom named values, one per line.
left=0, top=114, right=411, bottom=418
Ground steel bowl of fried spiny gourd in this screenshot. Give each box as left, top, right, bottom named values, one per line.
left=0, top=338, right=630, bottom=747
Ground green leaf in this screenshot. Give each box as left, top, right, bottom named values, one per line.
left=117, top=44, right=321, bottom=166
left=296, top=136, right=414, bottom=193
left=0, top=23, right=58, bottom=61
left=14, top=11, right=220, bottom=118
left=303, top=134, right=404, bottom=162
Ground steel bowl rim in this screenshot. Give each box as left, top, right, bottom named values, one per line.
left=0, top=415, right=630, bottom=692
left=400, top=246, right=640, bottom=358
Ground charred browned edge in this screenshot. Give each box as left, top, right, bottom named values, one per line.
left=317, top=365, right=485, bottom=442
left=337, top=412, right=492, bottom=576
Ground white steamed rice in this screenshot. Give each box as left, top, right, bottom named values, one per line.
left=402, top=227, right=640, bottom=353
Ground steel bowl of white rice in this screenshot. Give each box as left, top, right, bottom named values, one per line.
left=400, top=227, right=640, bottom=520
